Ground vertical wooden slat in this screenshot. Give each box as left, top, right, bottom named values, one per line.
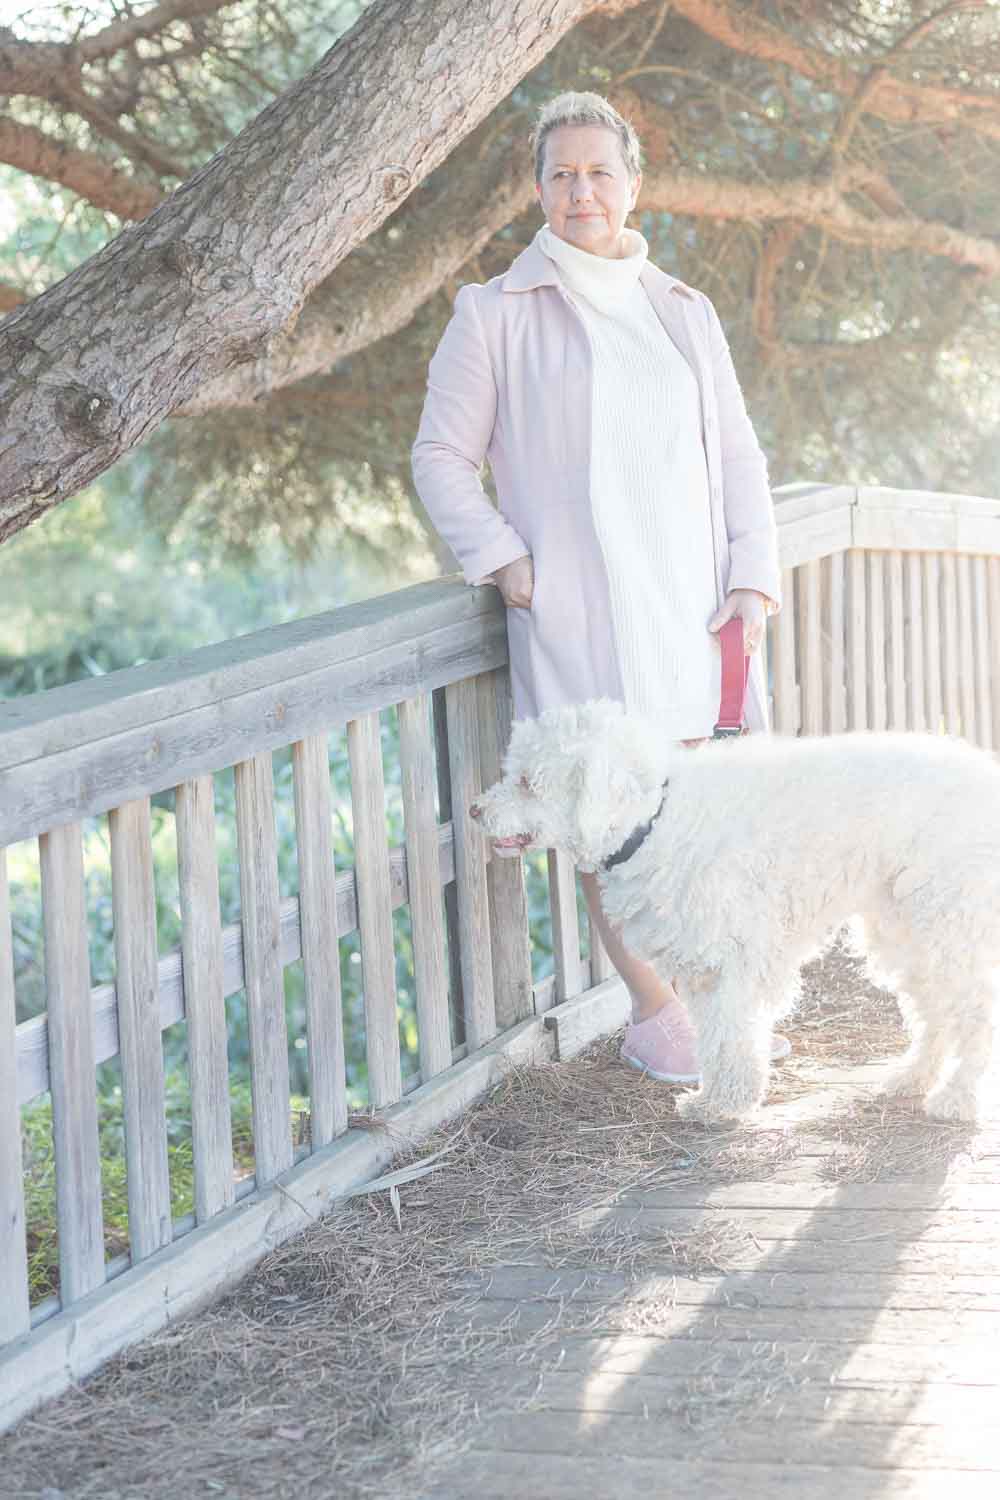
left=904, top=552, right=926, bottom=732
left=476, top=669, right=533, bottom=1031
left=940, top=553, right=962, bottom=735
left=432, top=686, right=464, bottom=1047
left=547, top=849, right=584, bottom=1004
left=398, top=695, right=452, bottom=1079
left=175, top=776, right=234, bottom=1222
left=866, top=551, right=887, bottom=731
left=824, top=552, right=845, bottom=734
left=989, top=558, right=1000, bottom=750
left=234, top=753, right=292, bottom=1182
left=971, top=557, right=993, bottom=750
left=923, top=552, right=943, bottom=735
left=346, top=714, right=403, bottom=1108
left=588, top=915, right=615, bottom=988
left=291, top=736, right=348, bottom=1144
left=846, top=550, right=868, bottom=730
left=444, top=678, right=496, bottom=1052
left=886, top=550, right=906, bottom=731
left=798, top=558, right=823, bottom=735
left=109, top=798, right=171, bottom=1262
left=39, top=821, right=104, bottom=1304
left=0, top=850, right=30, bottom=1341
left=956, top=554, right=977, bottom=743
left=770, top=567, right=798, bottom=735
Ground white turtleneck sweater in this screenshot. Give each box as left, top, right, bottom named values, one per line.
left=536, top=221, right=721, bottom=741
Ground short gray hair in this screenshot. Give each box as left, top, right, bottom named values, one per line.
left=530, top=91, right=642, bottom=185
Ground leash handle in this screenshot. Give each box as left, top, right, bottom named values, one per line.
left=713, top=614, right=750, bottom=738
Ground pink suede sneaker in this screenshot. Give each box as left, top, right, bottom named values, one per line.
left=621, top=998, right=791, bottom=1084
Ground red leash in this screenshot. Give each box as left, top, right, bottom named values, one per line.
left=713, top=615, right=750, bottom=738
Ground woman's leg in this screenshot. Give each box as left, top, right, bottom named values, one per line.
left=579, top=868, right=682, bottom=1024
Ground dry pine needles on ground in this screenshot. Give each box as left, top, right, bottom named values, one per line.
left=2, top=931, right=992, bottom=1500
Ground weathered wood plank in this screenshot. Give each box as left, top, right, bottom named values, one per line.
left=904, top=550, right=925, bottom=731
left=291, top=734, right=348, bottom=1144
left=770, top=567, right=798, bottom=735
left=823, top=550, right=845, bottom=733
left=477, top=669, right=533, bottom=1030
left=108, top=798, right=172, bottom=1262
left=990, top=557, right=1000, bottom=750
left=444, top=678, right=495, bottom=1052
left=866, top=550, right=887, bottom=730
left=777, top=504, right=854, bottom=569
left=886, top=548, right=906, bottom=730
left=452, top=1449, right=1000, bottom=1500
left=923, top=551, right=943, bottom=734
left=471, top=1411, right=1000, bottom=1473
left=398, top=694, right=452, bottom=1078
left=0, top=596, right=508, bottom=848
left=440, top=1451, right=1000, bottom=1500
left=347, top=713, right=403, bottom=1110
left=971, top=555, right=993, bottom=749
left=845, top=549, right=867, bottom=729
left=38, top=822, right=104, bottom=1304
left=940, top=552, right=962, bottom=735
left=233, top=753, right=293, bottom=1183
left=17, top=825, right=463, bottom=1107
left=0, top=849, right=29, bottom=1343
left=797, top=557, right=823, bottom=735
left=956, top=553, right=977, bottom=742
left=432, top=685, right=464, bottom=1048
left=174, top=776, right=235, bottom=1222
left=547, top=849, right=584, bottom=1005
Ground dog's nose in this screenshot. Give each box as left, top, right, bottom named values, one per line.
left=469, top=801, right=482, bottom=820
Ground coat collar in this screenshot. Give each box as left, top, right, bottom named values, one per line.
left=500, top=235, right=696, bottom=302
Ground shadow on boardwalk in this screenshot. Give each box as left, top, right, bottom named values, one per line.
left=2, top=941, right=996, bottom=1500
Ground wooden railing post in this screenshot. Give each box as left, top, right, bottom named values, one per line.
left=432, top=686, right=464, bottom=1047
left=109, top=797, right=172, bottom=1262
left=234, top=753, right=293, bottom=1183
left=0, top=849, right=29, bottom=1343
left=347, top=714, right=403, bottom=1109
left=175, top=776, right=235, bottom=1222
left=444, top=677, right=496, bottom=1050
left=477, top=668, right=534, bottom=1029
left=397, top=695, right=452, bottom=1079
left=39, top=821, right=104, bottom=1304
left=291, top=736, right=348, bottom=1144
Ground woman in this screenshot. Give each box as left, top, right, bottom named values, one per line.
left=411, top=91, right=787, bottom=1083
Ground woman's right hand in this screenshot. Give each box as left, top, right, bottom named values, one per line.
left=491, top=554, right=534, bottom=609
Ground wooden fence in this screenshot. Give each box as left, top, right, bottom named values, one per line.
left=1, top=480, right=999, bottom=1428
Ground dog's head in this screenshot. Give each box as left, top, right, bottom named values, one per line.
left=469, top=699, right=668, bottom=870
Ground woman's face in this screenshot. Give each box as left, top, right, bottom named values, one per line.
left=534, top=124, right=640, bottom=259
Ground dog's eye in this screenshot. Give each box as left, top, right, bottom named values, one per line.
left=517, top=773, right=534, bottom=795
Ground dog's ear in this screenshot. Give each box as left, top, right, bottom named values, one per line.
left=573, top=747, right=645, bottom=853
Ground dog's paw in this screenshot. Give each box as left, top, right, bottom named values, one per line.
left=674, top=1090, right=753, bottom=1127
left=923, top=1085, right=981, bottom=1124
left=880, top=1065, right=938, bottom=1101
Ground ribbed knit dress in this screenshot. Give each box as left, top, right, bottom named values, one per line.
left=536, top=221, right=721, bottom=741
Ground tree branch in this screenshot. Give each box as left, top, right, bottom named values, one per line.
left=671, top=0, right=1000, bottom=142
left=0, top=116, right=163, bottom=219
left=0, top=1, right=236, bottom=97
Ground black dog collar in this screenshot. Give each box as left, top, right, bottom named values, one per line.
left=600, top=777, right=670, bottom=872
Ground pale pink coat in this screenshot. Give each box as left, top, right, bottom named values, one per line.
left=411, top=236, right=782, bottom=734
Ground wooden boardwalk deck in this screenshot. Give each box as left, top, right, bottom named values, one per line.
left=430, top=1061, right=1000, bottom=1500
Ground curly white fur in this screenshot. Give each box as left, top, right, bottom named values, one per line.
left=470, top=699, right=1000, bottom=1125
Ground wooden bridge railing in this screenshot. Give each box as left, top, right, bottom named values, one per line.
left=1, top=479, right=998, bottom=1428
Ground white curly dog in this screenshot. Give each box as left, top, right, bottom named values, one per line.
left=469, top=699, right=1000, bottom=1125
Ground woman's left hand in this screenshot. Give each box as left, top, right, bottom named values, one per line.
left=708, top=589, right=769, bottom=655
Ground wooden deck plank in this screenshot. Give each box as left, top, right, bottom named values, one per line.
left=437, top=1451, right=1000, bottom=1499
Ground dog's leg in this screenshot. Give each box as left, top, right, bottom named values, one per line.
left=675, top=971, right=771, bottom=1125
left=923, top=980, right=998, bottom=1123
left=880, top=986, right=955, bottom=1102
